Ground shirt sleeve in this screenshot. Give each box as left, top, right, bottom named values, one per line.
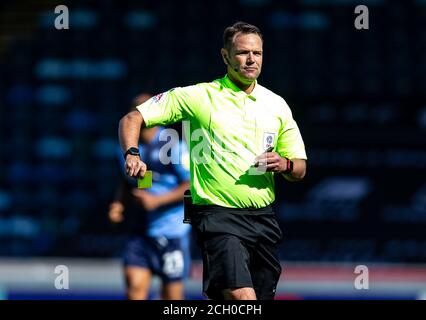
left=276, top=101, right=308, bottom=160
left=136, top=85, right=200, bottom=128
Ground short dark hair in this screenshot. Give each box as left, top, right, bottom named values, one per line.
left=223, top=21, right=263, bottom=51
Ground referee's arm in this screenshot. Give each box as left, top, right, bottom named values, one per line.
left=282, top=158, right=306, bottom=182
left=118, top=110, right=147, bottom=178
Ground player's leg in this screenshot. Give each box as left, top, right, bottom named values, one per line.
left=161, top=280, right=185, bottom=300
left=124, top=266, right=152, bottom=300
left=158, top=235, right=191, bottom=300
left=122, top=236, right=154, bottom=300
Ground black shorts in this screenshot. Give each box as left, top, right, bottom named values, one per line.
left=191, top=204, right=283, bottom=300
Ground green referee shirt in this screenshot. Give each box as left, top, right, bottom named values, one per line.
left=136, top=75, right=307, bottom=208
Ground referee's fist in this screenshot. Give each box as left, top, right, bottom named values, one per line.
left=125, top=155, right=147, bottom=178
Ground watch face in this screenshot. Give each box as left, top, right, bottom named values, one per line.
left=129, top=147, right=139, bottom=154
left=125, top=147, right=140, bottom=158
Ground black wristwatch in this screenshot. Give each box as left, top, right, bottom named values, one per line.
left=124, top=147, right=140, bottom=159
left=283, top=158, right=294, bottom=174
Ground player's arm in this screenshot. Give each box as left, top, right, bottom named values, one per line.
left=155, top=180, right=190, bottom=207
left=131, top=180, right=190, bottom=211
left=108, top=179, right=131, bottom=223
left=118, top=110, right=147, bottom=178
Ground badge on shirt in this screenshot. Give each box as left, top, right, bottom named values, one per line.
left=263, top=132, right=275, bottom=150
left=152, top=92, right=164, bottom=103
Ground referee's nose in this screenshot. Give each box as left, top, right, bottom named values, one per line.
left=247, top=52, right=255, bottom=63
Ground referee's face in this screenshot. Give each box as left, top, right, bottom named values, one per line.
left=226, top=33, right=263, bottom=84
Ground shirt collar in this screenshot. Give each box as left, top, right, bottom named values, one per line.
left=222, top=74, right=258, bottom=101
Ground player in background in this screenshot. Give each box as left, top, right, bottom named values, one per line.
left=109, top=93, right=191, bottom=300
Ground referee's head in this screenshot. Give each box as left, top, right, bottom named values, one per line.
left=223, top=22, right=263, bottom=52
left=221, top=21, right=263, bottom=85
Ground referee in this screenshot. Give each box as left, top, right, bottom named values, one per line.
left=119, top=22, right=307, bottom=300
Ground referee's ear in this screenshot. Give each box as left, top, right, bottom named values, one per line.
left=221, top=48, right=229, bottom=66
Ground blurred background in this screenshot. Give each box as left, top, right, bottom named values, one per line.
left=0, top=0, right=425, bottom=299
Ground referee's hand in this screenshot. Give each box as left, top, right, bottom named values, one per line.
left=254, top=152, right=286, bottom=173
left=125, top=155, right=147, bottom=178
